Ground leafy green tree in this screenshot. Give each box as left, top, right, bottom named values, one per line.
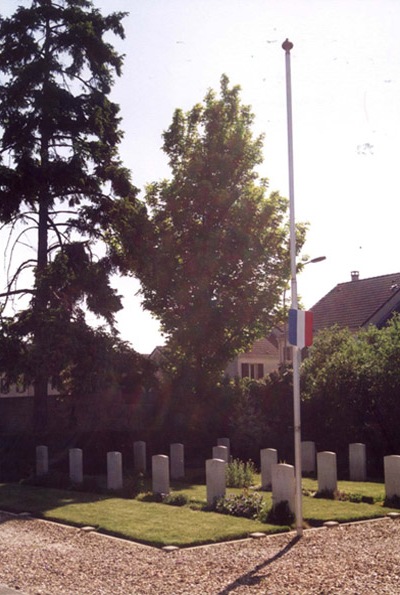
left=114, top=75, right=305, bottom=396
left=0, top=0, right=142, bottom=432
left=301, top=317, right=400, bottom=468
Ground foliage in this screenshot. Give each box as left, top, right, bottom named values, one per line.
left=113, top=74, right=306, bottom=395
left=163, top=493, right=189, bottom=507
left=314, top=489, right=337, bottom=500
left=0, top=314, right=150, bottom=398
left=138, top=492, right=189, bottom=506
left=214, top=490, right=266, bottom=520
left=225, top=458, right=256, bottom=488
left=0, top=0, right=143, bottom=431
left=301, top=316, right=400, bottom=463
left=227, top=381, right=268, bottom=460
left=222, top=372, right=294, bottom=462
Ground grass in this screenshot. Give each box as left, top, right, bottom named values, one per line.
left=0, top=474, right=397, bottom=548
left=0, top=482, right=284, bottom=548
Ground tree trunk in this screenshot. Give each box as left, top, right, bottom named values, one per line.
left=33, top=13, right=52, bottom=436
left=33, top=196, right=50, bottom=435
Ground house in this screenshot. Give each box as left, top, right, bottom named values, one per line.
left=229, top=270, right=400, bottom=379
left=310, top=271, right=400, bottom=333
left=224, top=334, right=280, bottom=380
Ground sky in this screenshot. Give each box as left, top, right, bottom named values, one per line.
left=2, top=0, right=400, bottom=354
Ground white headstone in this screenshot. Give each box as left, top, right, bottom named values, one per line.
left=107, top=451, right=123, bottom=491
left=69, top=448, right=83, bottom=484
left=271, top=463, right=295, bottom=513
left=212, top=445, right=228, bottom=462
left=36, top=445, right=48, bottom=477
left=152, top=454, right=170, bottom=495
left=206, top=458, right=226, bottom=506
left=170, top=443, right=184, bottom=479
left=260, top=448, right=278, bottom=490
left=133, top=441, right=146, bottom=473
left=217, top=437, right=230, bottom=461
left=317, top=451, right=337, bottom=494
left=302, top=441, right=316, bottom=474
left=349, top=443, right=366, bottom=481
left=384, top=455, right=400, bottom=499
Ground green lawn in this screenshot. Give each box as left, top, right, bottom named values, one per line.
left=0, top=476, right=397, bottom=548
left=0, top=482, right=284, bottom=548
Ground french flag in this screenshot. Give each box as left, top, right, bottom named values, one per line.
left=288, top=309, right=313, bottom=349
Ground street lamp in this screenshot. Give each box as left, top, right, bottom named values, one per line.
left=302, top=256, right=327, bottom=265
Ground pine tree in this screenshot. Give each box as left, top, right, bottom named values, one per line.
left=0, top=0, right=141, bottom=432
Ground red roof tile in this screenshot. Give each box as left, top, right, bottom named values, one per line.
left=245, top=337, right=279, bottom=357
left=311, top=272, right=400, bottom=332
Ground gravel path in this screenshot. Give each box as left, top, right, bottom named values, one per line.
left=0, top=512, right=399, bottom=594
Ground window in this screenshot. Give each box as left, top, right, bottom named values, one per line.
left=241, top=363, right=264, bottom=380
left=283, top=346, right=293, bottom=362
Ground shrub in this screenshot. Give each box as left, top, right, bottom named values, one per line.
left=138, top=492, right=189, bottom=506
left=314, top=489, right=337, bottom=500
left=214, top=490, right=265, bottom=520
left=336, top=491, right=375, bottom=504
left=226, top=458, right=256, bottom=488
left=138, top=492, right=164, bottom=503
left=116, top=473, right=146, bottom=498
left=163, top=493, right=189, bottom=507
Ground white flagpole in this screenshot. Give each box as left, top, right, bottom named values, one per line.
left=282, top=38, right=303, bottom=537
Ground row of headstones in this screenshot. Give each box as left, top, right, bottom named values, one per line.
left=263, top=444, right=400, bottom=513
left=260, top=442, right=369, bottom=490
left=35, top=440, right=400, bottom=510
left=300, top=441, right=367, bottom=481
left=34, top=437, right=232, bottom=496
left=36, top=442, right=184, bottom=491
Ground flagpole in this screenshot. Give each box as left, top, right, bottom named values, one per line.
left=282, top=38, right=303, bottom=537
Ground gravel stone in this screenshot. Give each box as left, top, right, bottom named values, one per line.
left=0, top=512, right=399, bottom=594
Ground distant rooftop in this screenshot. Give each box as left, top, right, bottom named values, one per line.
left=311, top=271, right=400, bottom=333
left=244, top=336, right=279, bottom=357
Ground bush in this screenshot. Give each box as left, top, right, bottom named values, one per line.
left=114, top=473, right=146, bottom=498
left=226, top=458, right=256, bottom=488
left=314, top=489, right=337, bottom=500
left=138, top=491, right=164, bottom=503
left=138, top=491, right=189, bottom=506
left=163, top=493, right=189, bottom=507
left=336, top=491, right=375, bottom=504
left=214, top=490, right=265, bottom=520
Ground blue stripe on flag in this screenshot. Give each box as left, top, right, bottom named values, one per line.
left=288, top=309, right=298, bottom=346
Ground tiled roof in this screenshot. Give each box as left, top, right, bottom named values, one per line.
left=245, top=337, right=279, bottom=357
left=311, top=272, right=400, bottom=332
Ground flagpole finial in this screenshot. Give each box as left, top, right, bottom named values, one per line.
left=282, top=38, right=294, bottom=52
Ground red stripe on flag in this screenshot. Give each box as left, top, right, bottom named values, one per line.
left=304, top=311, right=313, bottom=346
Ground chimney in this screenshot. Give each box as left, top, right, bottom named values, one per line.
left=351, top=271, right=359, bottom=282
